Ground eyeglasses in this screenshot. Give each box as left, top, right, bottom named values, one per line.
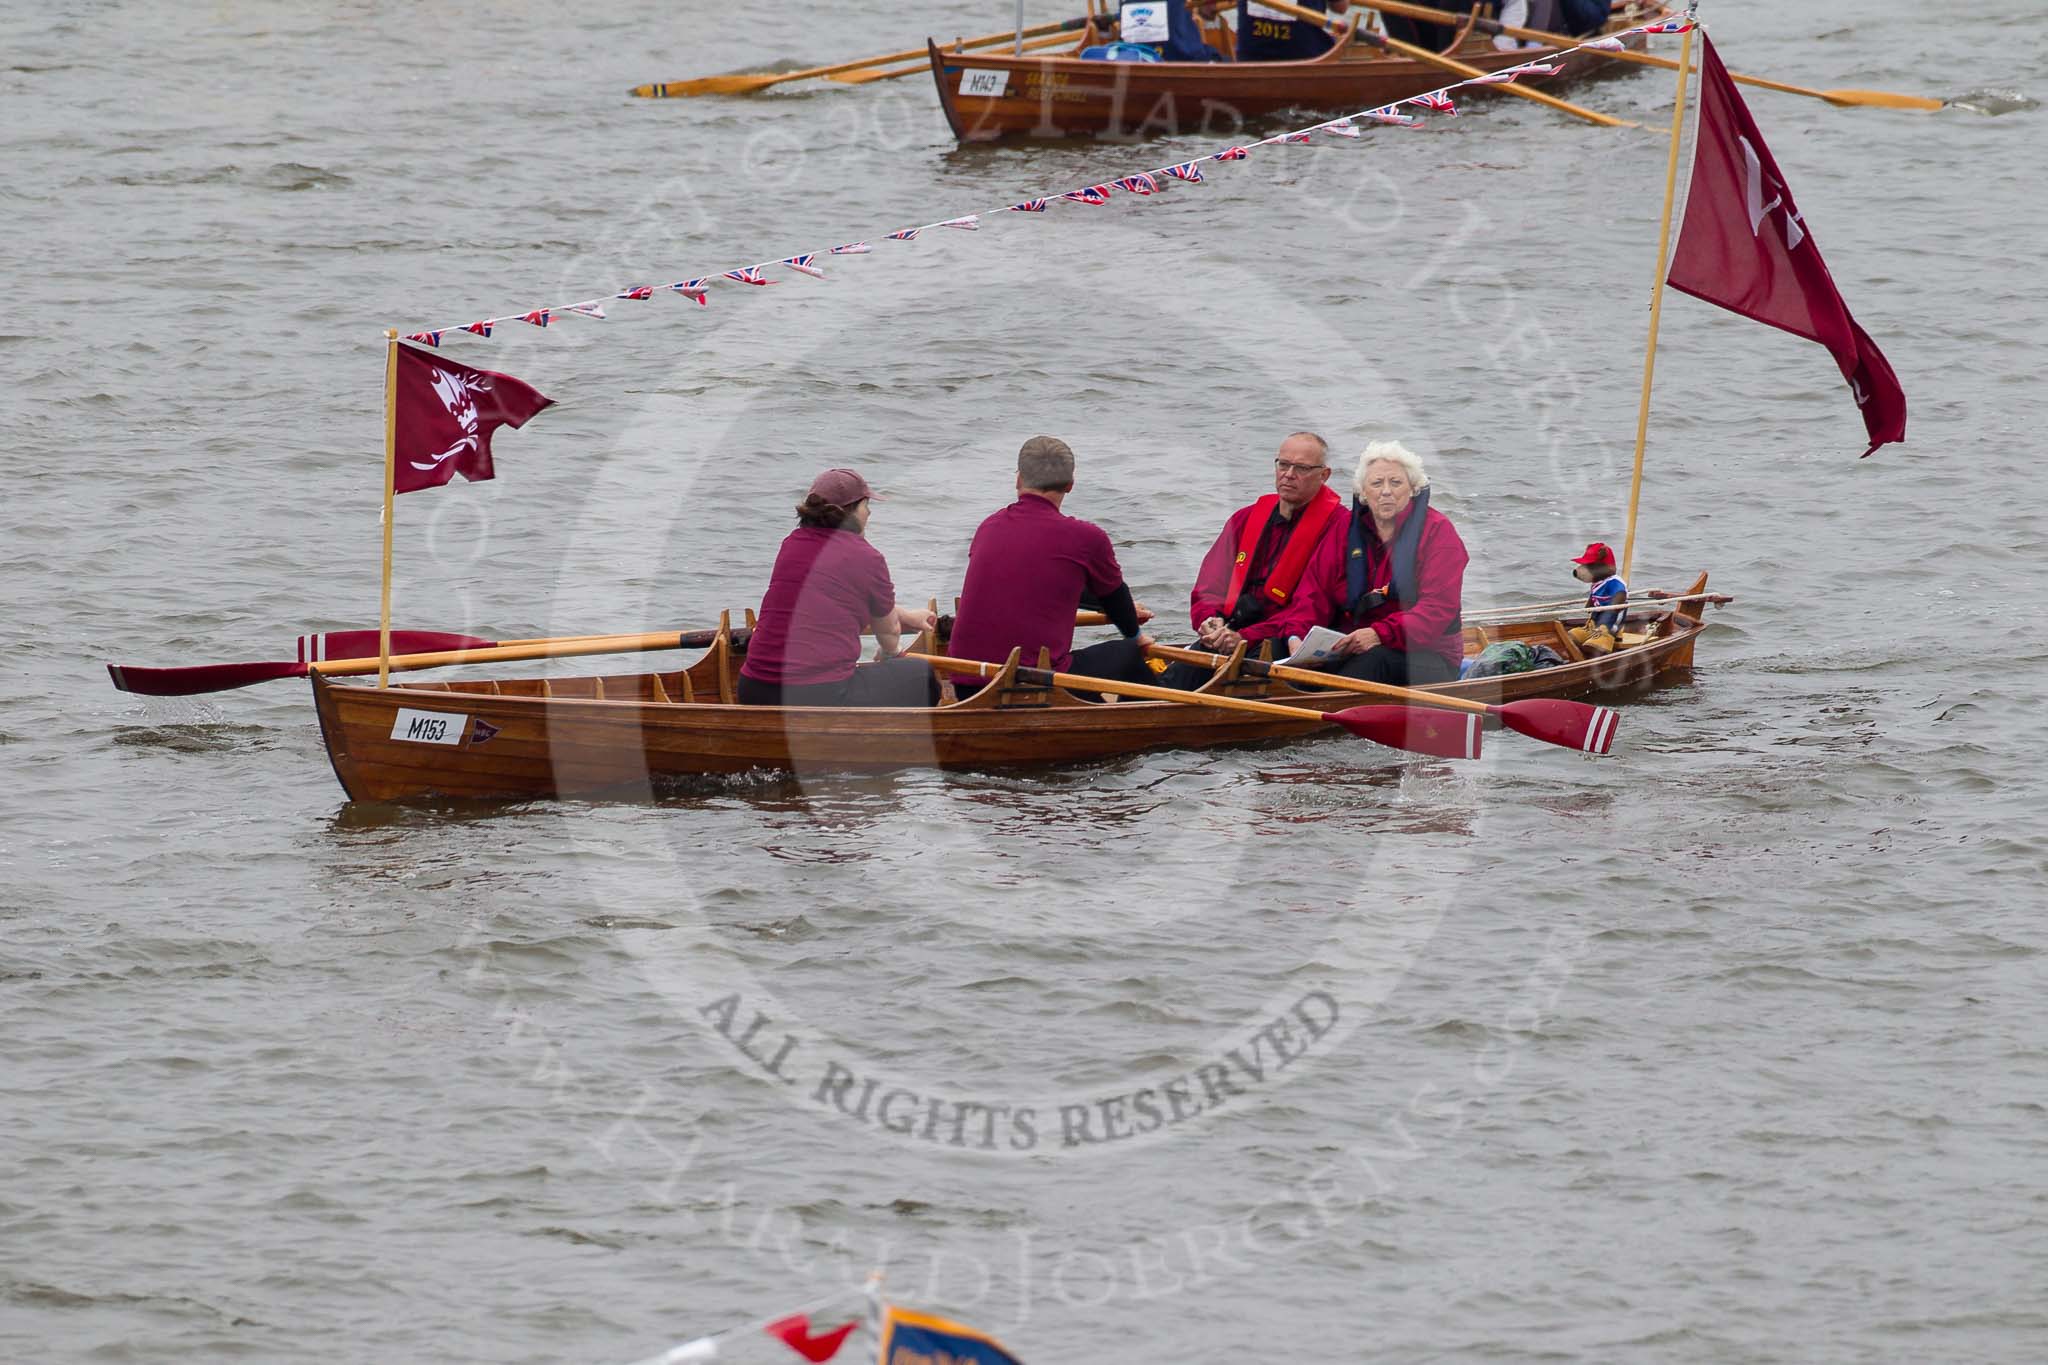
left=1274, top=459, right=1327, bottom=476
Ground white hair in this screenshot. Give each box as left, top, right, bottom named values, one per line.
left=1352, top=440, right=1428, bottom=496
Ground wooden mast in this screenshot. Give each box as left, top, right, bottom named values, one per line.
left=1619, top=19, right=1698, bottom=581
left=377, top=329, right=399, bottom=687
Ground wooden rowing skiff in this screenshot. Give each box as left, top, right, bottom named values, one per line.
left=311, top=574, right=1715, bottom=801
left=928, top=3, right=1671, bottom=142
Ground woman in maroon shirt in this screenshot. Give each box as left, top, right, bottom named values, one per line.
left=737, top=468, right=938, bottom=707
left=1316, top=441, right=1468, bottom=687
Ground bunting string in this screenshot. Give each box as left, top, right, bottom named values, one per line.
left=399, top=17, right=1695, bottom=348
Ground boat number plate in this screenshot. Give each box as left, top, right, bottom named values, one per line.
left=960, top=68, right=1009, bottom=98
left=390, top=708, right=467, bottom=746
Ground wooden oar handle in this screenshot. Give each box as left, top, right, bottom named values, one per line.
left=1146, top=642, right=1493, bottom=715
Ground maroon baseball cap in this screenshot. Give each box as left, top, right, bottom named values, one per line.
left=1571, top=542, right=1615, bottom=566
left=807, top=467, right=880, bottom=508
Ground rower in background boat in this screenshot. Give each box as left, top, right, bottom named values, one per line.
left=1107, top=0, right=1225, bottom=61
left=1234, top=0, right=1349, bottom=62
left=947, top=436, right=1156, bottom=697
left=1312, top=441, right=1469, bottom=687
left=1159, top=431, right=1348, bottom=689
left=735, top=468, right=940, bottom=708
left=1378, top=0, right=1462, bottom=52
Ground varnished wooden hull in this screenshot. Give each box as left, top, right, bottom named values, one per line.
left=313, top=580, right=1712, bottom=802
left=928, top=9, right=1666, bottom=142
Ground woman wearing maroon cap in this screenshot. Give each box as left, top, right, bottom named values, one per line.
left=737, top=469, right=939, bottom=708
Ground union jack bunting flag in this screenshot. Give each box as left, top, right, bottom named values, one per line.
left=464, top=321, right=493, bottom=338
left=1116, top=173, right=1159, bottom=196
left=886, top=228, right=921, bottom=241
left=783, top=254, right=825, bottom=278
left=1320, top=119, right=1362, bottom=138
left=567, top=302, right=606, bottom=319
left=723, top=267, right=774, bottom=285
left=669, top=279, right=710, bottom=304
left=830, top=242, right=872, bottom=254
left=616, top=285, right=655, bottom=300
left=1407, top=90, right=1458, bottom=114
left=1060, top=185, right=1110, bottom=205
left=1643, top=18, right=1696, bottom=32
left=1212, top=146, right=1250, bottom=160
left=1363, top=105, right=1417, bottom=126
left=940, top=215, right=980, bottom=230
left=407, top=330, right=443, bottom=347
left=521, top=309, right=551, bottom=328
left=1007, top=199, right=1049, bottom=212
left=1584, top=35, right=1626, bottom=49
left=1281, top=131, right=1313, bottom=144
left=1164, top=162, right=1203, bottom=182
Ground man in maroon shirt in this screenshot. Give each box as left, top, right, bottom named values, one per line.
left=947, top=436, right=1154, bottom=694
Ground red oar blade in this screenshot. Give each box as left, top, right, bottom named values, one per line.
left=1495, top=699, right=1620, bottom=755
left=108, top=659, right=310, bottom=696
left=1328, top=705, right=1483, bottom=760
left=298, top=629, right=494, bottom=661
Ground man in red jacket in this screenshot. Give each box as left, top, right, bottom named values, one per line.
left=1189, top=430, right=1349, bottom=641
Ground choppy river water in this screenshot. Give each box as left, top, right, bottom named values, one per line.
left=4, top=1, right=2046, bottom=1360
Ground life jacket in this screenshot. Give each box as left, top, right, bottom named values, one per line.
left=1345, top=486, right=1456, bottom=633
left=1222, top=485, right=1343, bottom=618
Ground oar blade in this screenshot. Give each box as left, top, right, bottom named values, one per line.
left=297, top=629, right=494, bottom=662
left=107, top=659, right=309, bottom=696
left=1823, top=88, right=1945, bottom=111
left=1497, top=698, right=1620, bottom=755
left=1328, top=705, right=1483, bottom=760
left=633, top=73, right=780, bottom=98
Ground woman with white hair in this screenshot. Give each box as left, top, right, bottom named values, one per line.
left=1314, top=440, right=1469, bottom=687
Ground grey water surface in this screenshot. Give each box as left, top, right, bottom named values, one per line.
left=4, top=1, right=2046, bottom=1361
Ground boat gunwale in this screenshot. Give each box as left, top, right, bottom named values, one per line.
left=326, top=610, right=1708, bottom=721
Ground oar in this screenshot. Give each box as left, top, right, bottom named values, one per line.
left=110, top=610, right=1140, bottom=698
left=1249, top=0, right=1630, bottom=128
left=108, top=630, right=738, bottom=697
left=828, top=30, right=1078, bottom=83
left=1146, top=644, right=1619, bottom=754
left=632, top=16, right=1092, bottom=97
left=1360, top=0, right=1946, bottom=110
left=905, top=653, right=1483, bottom=759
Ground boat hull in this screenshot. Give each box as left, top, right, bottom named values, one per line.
left=313, top=582, right=1711, bottom=802
left=927, top=11, right=1663, bottom=142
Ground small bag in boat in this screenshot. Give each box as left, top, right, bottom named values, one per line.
left=1080, top=41, right=1165, bottom=61
left=1461, top=641, right=1558, bottom=679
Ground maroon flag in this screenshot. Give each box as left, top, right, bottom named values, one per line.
left=1665, top=35, right=1906, bottom=456
left=391, top=344, right=553, bottom=494
left=763, top=1313, right=857, bottom=1362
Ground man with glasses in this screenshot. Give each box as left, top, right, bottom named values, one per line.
left=1180, top=432, right=1348, bottom=662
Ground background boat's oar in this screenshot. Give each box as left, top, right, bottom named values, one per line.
left=906, top=653, right=1483, bottom=760
left=1361, top=0, right=1946, bottom=110
left=828, top=30, right=1077, bottom=83
left=1247, top=0, right=1630, bottom=127
left=632, top=16, right=1091, bottom=97
left=1146, top=644, right=1619, bottom=755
